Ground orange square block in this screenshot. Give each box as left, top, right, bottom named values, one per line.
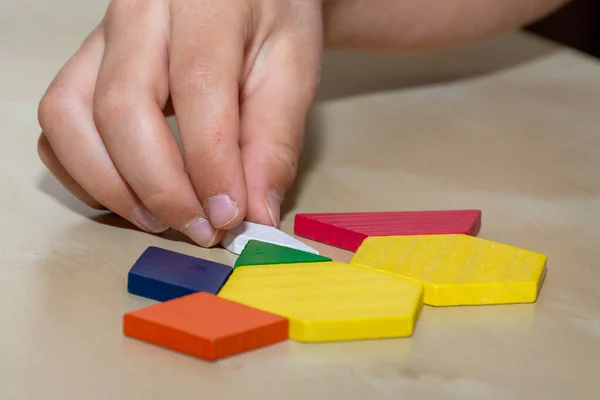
left=123, top=292, right=289, bottom=361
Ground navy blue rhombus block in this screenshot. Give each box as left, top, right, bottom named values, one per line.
left=127, top=246, right=233, bottom=302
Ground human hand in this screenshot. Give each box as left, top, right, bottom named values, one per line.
left=37, top=0, right=324, bottom=247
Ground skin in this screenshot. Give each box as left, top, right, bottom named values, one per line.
left=37, top=0, right=572, bottom=247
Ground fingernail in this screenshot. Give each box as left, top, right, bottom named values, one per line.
left=132, top=207, right=168, bottom=233
left=183, top=217, right=218, bottom=247
left=205, top=194, right=239, bottom=228
left=265, top=189, right=283, bottom=228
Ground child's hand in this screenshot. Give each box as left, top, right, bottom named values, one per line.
left=37, top=0, right=324, bottom=247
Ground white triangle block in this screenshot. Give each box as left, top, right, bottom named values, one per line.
left=221, top=221, right=320, bottom=255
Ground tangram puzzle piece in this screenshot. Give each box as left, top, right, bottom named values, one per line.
left=123, top=292, right=289, bottom=361
left=350, top=234, right=547, bottom=306
left=294, top=209, right=482, bottom=251
left=128, top=246, right=232, bottom=302
left=222, top=221, right=319, bottom=255
left=234, top=240, right=332, bottom=269
left=218, top=262, right=424, bottom=342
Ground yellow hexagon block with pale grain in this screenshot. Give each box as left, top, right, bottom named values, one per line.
left=350, top=234, right=547, bottom=307
left=217, top=262, right=424, bottom=342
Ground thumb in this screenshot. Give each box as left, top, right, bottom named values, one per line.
left=239, top=24, right=323, bottom=227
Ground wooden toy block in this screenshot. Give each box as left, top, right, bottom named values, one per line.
left=221, top=221, right=319, bottom=255
left=234, top=240, right=332, bottom=269
left=294, top=209, right=482, bottom=251
left=127, top=246, right=233, bottom=302
left=218, top=262, right=424, bottom=342
left=350, top=234, right=547, bottom=307
left=123, top=292, right=289, bottom=361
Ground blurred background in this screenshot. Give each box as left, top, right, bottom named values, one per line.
left=527, top=0, right=600, bottom=58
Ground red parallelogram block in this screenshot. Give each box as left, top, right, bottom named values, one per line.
left=123, top=292, right=289, bottom=361
left=294, top=209, right=482, bottom=252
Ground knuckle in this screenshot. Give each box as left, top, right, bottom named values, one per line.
left=137, top=183, right=203, bottom=230
left=37, top=88, right=79, bottom=136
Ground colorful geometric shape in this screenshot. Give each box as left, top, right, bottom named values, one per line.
left=123, top=292, right=289, bottom=361
left=234, top=240, right=332, bottom=269
left=127, top=246, right=232, bottom=302
left=294, top=209, right=482, bottom=251
left=218, top=262, right=424, bottom=342
left=350, top=234, right=547, bottom=306
left=222, top=221, right=319, bottom=255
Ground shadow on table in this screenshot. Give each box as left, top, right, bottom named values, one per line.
left=37, top=32, right=559, bottom=229
left=36, top=172, right=197, bottom=244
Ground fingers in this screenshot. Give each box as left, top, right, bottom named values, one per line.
left=168, top=0, right=248, bottom=230
left=92, top=0, right=220, bottom=246
left=37, top=25, right=168, bottom=233
left=239, top=10, right=323, bottom=227
left=37, top=133, right=105, bottom=210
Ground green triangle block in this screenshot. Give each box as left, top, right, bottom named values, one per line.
left=234, top=240, right=332, bottom=268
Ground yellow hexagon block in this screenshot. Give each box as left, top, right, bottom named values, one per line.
left=217, top=262, right=424, bottom=342
left=350, top=234, right=547, bottom=307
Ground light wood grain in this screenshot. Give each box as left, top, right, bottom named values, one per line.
left=1, top=1, right=599, bottom=399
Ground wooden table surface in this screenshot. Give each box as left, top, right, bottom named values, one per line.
left=1, top=1, right=599, bottom=399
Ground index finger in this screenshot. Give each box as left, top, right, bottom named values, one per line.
left=168, top=0, right=248, bottom=230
